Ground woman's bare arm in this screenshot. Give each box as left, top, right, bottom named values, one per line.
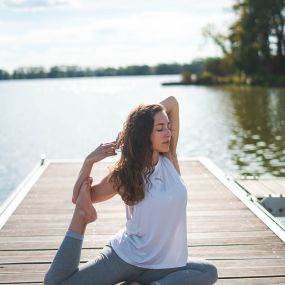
left=159, top=96, right=180, bottom=174
left=90, top=173, right=118, bottom=203
left=72, top=142, right=117, bottom=204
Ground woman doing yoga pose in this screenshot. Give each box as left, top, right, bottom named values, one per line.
left=44, top=96, right=218, bottom=285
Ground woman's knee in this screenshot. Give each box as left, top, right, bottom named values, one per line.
left=204, top=261, right=218, bottom=284
left=43, top=271, right=54, bottom=285
left=43, top=270, right=61, bottom=285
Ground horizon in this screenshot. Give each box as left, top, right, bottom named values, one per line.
left=1, top=60, right=209, bottom=73
left=0, top=0, right=234, bottom=72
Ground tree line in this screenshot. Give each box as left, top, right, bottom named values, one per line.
left=0, top=62, right=206, bottom=81
left=184, top=0, right=285, bottom=86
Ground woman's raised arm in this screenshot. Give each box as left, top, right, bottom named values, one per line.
left=159, top=96, right=180, bottom=174
left=160, top=96, right=179, bottom=155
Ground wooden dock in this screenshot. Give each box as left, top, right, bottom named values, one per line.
left=0, top=158, right=285, bottom=284
left=236, top=178, right=285, bottom=198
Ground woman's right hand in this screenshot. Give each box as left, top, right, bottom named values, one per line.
left=85, top=142, right=118, bottom=164
left=72, top=142, right=118, bottom=204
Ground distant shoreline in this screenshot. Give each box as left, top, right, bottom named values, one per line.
left=161, top=79, right=285, bottom=88
left=0, top=63, right=193, bottom=81
left=0, top=73, right=181, bottom=82
left=162, top=81, right=194, bottom=86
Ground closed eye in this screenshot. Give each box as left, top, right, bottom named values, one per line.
left=155, top=122, right=171, bottom=132
left=157, top=126, right=172, bottom=132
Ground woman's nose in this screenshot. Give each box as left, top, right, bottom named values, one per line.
left=165, top=128, right=171, bottom=137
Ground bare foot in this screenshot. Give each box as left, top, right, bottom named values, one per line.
left=75, top=177, right=97, bottom=224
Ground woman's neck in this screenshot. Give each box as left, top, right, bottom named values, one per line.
left=152, top=151, right=160, bottom=166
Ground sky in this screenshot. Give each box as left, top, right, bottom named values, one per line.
left=0, top=0, right=234, bottom=72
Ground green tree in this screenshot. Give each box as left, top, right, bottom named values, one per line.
left=205, top=0, right=285, bottom=76
left=0, top=69, right=10, bottom=80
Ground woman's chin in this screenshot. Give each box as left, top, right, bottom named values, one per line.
left=159, top=147, right=170, bottom=153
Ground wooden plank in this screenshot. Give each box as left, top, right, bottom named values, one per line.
left=236, top=180, right=272, bottom=197
left=1, top=258, right=285, bottom=277
left=1, top=222, right=270, bottom=235
left=217, top=277, right=285, bottom=285
left=0, top=231, right=280, bottom=249
left=237, top=178, right=285, bottom=197
left=0, top=232, right=274, bottom=247
left=275, top=179, right=285, bottom=188
left=0, top=248, right=98, bottom=264
left=0, top=272, right=43, bottom=283
left=259, top=179, right=285, bottom=195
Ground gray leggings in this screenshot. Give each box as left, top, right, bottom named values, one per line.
left=44, top=230, right=218, bottom=285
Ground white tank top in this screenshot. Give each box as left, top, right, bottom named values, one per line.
left=110, top=155, right=188, bottom=269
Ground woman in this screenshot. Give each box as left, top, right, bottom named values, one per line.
left=44, top=96, right=218, bottom=285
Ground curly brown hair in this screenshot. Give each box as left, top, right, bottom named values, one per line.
left=109, top=103, right=165, bottom=206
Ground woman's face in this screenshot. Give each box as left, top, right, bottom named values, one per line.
left=150, top=111, right=172, bottom=153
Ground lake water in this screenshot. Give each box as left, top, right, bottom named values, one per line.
left=1, top=75, right=285, bottom=211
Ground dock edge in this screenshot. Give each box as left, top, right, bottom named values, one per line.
left=199, top=157, right=285, bottom=243
left=0, top=157, right=49, bottom=230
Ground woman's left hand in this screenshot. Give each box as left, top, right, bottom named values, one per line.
left=85, top=142, right=118, bottom=164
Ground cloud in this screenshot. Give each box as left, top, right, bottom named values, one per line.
left=0, top=10, right=228, bottom=47
left=0, top=1, right=233, bottom=70
left=0, top=11, right=225, bottom=71
left=0, top=0, right=79, bottom=10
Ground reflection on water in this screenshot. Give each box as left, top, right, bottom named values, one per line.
left=221, top=86, right=285, bottom=177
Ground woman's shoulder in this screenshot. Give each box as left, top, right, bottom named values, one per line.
left=161, top=152, right=181, bottom=175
